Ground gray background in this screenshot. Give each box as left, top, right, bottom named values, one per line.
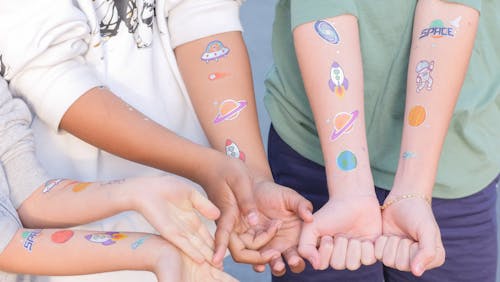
left=225, top=1, right=500, bottom=281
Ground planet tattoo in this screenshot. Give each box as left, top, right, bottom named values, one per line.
left=213, top=99, right=247, bottom=124
left=314, top=20, right=340, bottom=44
left=330, top=110, right=359, bottom=142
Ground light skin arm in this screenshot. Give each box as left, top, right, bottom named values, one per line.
left=0, top=229, right=237, bottom=282
left=175, top=31, right=313, bottom=272
left=17, top=176, right=220, bottom=265
left=293, top=15, right=381, bottom=270
left=376, top=0, right=479, bottom=276
left=59, top=81, right=262, bottom=262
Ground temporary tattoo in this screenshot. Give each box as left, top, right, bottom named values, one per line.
left=408, top=105, right=426, bottom=127
left=336, top=150, right=357, bottom=171
left=450, top=16, right=462, bottom=28
left=402, top=152, right=417, bottom=159
left=314, top=20, right=340, bottom=44
left=329, top=62, right=349, bottom=98
left=201, top=40, right=230, bottom=63
left=330, top=110, right=359, bottom=142
left=416, top=60, right=434, bottom=93
left=419, top=19, right=454, bottom=39
left=22, top=230, right=41, bottom=252
left=101, top=179, right=125, bottom=186
left=208, top=72, right=230, bottom=81
left=225, top=139, right=246, bottom=161
left=213, top=99, right=247, bottom=124
left=131, top=236, right=150, bottom=250
left=43, top=179, right=64, bottom=193
left=85, top=232, right=127, bottom=246
left=72, top=182, right=92, bottom=193
left=51, top=230, right=74, bottom=244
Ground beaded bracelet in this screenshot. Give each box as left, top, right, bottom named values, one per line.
left=380, top=194, right=431, bottom=210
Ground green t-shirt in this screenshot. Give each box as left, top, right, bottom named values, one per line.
left=264, top=0, right=500, bottom=198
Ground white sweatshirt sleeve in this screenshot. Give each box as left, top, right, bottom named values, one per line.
left=0, top=0, right=102, bottom=131
left=168, top=0, right=245, bottom=48
left=0, top=79, right=48, bottom=209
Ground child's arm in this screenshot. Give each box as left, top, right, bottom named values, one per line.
left=174, top=30, right=313, bottom=271
left=0, top=229, right=236, bottom=282
left=376, top=0, right=479, bottom=276
left=0, top=0, right=264, bottom=260
left=292, top=15, right=380, bottom=270
left=16, top=176, right=220, bottom=265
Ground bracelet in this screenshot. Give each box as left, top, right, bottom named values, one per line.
left=380, top=194, right=431, bottom=210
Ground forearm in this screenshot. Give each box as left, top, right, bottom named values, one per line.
left=293, top=15, right=373, bottom=198
left=59, top=87, right=223, bottom=185
left=175, top=31, right=272, bottom=180
left=0, top=229, right=162, bottom=275
left=393, top=0, right=479, bottom=196
left=18, top=179, right=134, bottom=228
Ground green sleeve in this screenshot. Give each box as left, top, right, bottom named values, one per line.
left=443, top=0, right=481, bottom=12
left=290, top=0, right=358, bottom=30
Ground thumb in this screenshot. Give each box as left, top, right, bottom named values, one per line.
left=191, top=190, right=221, bottom=221
left=283, top=189, right=314, bottom=222
left=228, top=174, right=259, bottom=226
left=298, top=222, right=320, bottom=269
left=411, top=226, right=437, bottom=277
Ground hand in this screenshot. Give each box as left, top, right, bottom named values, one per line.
left=375, top=194, right=445, bottom=277
left=128, top=176, right=220, bottom=265
left=298, top=195, right=381, bottom=271
left=248, top=180, right=313, bottom=276
left=155, top=241, right=238, bottom=282
left=199, top=155, right=272, bottom=265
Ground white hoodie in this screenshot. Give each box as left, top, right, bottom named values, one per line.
left=0, top=0, right=242, bottom=281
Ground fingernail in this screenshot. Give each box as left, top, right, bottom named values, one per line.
left=415, top=264, right=424, bottom=276
left=247, top=212, right=258, bottom=226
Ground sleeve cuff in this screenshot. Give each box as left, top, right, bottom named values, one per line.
left=443, top=0, right=481, bottom=12
left=12, top=60, right=102, bottom=132
left=0, top=194, right=22, bottom=254
left=291, top=0, right=358, bottom=30
left=168, top=0, right=243, bottom=48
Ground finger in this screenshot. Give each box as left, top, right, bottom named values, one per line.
left=238, top=220, right=281, bottom=250
left=346, top=239, right=362, bottom=271
left=229, top=174, right=260, bottom=226
left=252, top=264, right=266, bottom=273
left=285, top=191, right=314, bottom=222
left=411, top=228, right=437, bottom=277
left=212, top=213, right=236, bottom=265
left=395, top=238, right=412, bottom=271
left=283, top=247, right=306, bottom=274
left=191, top=190, right=221, bottom=221
left=361, top=240, right=376, bottom=266
left=228, top=232, right=278, bottom=264
left=207, top=262, right=239, bottom=282
left=187, top=232, right=216, bottom=265
left=270, top=256, right=286, bottom=277
left=382, top=236, right=400, bottom=268
left=318, top=236, right=334, bottom=270
left=374, top=235, right=388, bottom=261
left=170, top=234, right=205, bottom=264
left=330, top=236, right=348, bottom=270
left=198, top=224, right=215, bottom=254
left=298, top=223, right=320, bottom=269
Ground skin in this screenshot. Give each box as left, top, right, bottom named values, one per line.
left=175, top=31, right=313, bottom=272
left=293, top=15, right=381, bottom=271
left=0, top=229, right=236, bottom=282
left=377, top=0, right=479, bottom=277
left=18, top=176, right=221, bottom=266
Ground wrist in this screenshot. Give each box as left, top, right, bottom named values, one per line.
left=327, top=167, right=376, bottom=198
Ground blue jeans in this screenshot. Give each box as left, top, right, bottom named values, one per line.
left=268, top=125, right=498, bottom=282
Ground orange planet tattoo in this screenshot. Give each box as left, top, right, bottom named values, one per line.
left=408, top=105, right=426, bottom=127
left=72, top=182, right=91, bottom=193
